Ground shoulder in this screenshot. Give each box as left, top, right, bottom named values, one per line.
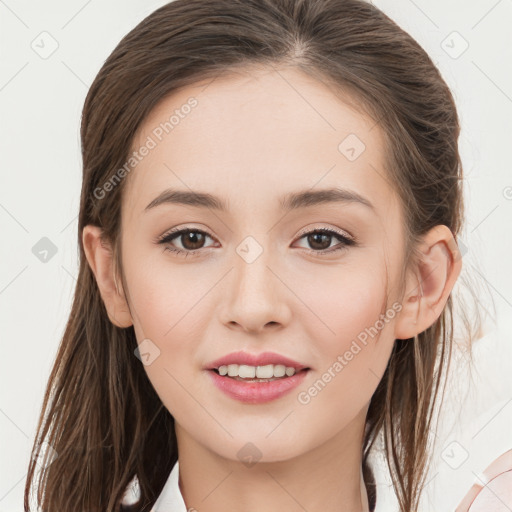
left=455, top=449, right=512, bottom=511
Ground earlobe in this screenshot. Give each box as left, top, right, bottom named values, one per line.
left=394, top=225, right=462, bottom=340
left=82, top=225, right=133, bottom=328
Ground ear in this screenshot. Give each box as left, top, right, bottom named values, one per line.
left=82, top=225, right=133, bottom=328
left=394, top=225, right=462, bottom=340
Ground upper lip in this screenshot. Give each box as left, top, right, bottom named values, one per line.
left=205, top=351, right=309, bottom=371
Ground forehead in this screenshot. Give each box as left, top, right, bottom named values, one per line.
left=123, top=64, right=395, bottom=219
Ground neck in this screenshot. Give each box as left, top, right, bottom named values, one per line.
left=175, top=407, right=371, bottom=512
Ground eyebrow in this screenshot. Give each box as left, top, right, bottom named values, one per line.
left=144, top=187, right=375, bottom=213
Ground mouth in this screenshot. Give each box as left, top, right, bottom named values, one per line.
left=204, top=350, right=311, bottom=383
left=206, top=357, right=311, bottom=403
left=210, top=364, right=310, bottom=382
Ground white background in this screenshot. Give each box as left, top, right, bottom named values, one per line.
left=1, top=0, right=511, bottom=510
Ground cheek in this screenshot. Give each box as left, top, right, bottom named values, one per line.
left=123, top=255, right=218, bottom=413
left=294, top=261, right=395, bottom=420
left=126, top=250, right=208, bottom=342
left=300, top=259, right=388, bottom=352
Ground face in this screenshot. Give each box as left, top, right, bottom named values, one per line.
left=119, top=65, right=406, bottom=462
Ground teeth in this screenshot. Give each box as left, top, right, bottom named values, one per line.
left=217, top=364, right=298, bottom=379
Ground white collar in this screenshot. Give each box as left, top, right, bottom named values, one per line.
left=151, top=461, right=187, bottom=512
left=121, top=461, right=186, bottom=512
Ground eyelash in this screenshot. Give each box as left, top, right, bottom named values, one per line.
left=156, top=226, right=356, bottom=258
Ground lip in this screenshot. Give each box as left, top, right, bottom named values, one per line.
left=207, top=367, right=310, bottom=404
left=204, top=350, right=309, bottom=371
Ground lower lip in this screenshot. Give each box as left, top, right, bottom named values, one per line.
left=207, top=369, right=309, bottom=404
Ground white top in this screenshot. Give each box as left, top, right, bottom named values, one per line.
left=121, top=451, right=512, bottom=511
left=151, top=461, right=187, bottom=512
left=121, top=461, right=187, bottom=512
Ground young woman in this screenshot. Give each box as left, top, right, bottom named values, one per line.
left=24, top=0, right=510, bottom=510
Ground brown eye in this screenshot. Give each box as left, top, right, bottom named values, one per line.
left=177, top=230, right=206, bottom=250
left=307, top=232, right=332, bottom=251
left=295, top=228, right=356, bottom=254
left=157, top=228, right=216, bottom=256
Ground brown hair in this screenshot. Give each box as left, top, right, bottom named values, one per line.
left=24, top=0, right=479, bottom=510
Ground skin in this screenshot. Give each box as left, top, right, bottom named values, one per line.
left=83, top=64, right=462, bottom=511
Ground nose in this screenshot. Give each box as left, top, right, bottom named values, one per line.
left=218, top=240, right=292, bottom=334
